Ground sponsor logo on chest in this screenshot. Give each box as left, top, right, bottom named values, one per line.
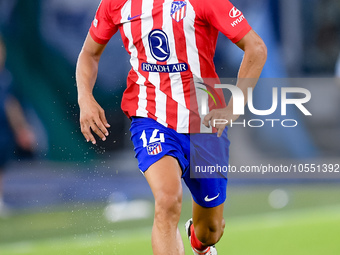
left=142, top=29, right=189, bottom=73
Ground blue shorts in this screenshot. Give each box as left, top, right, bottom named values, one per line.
left=130, top=117, right=230, bottom=208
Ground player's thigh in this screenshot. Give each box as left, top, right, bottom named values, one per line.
left=144, top=155, right=183, bottom=204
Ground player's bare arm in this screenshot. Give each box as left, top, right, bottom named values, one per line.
left=76, top=33, right=110, bottom=144
left=5, top=96, right=36, bottom=151
left=203, top=29, right=267, bottom=137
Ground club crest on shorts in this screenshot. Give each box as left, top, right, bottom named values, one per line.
left=171, top=1, right=187, bottom=22
left=147, top=142, right=163, bottom=155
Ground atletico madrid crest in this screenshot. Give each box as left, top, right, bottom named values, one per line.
left=147, top=142, right=163, bottom=155
left=171, top=1, right=187, bottom=22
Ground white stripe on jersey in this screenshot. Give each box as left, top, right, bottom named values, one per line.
left=142, top=0, right=168, bottom=127
left=121, top=0, right=148, bottom=117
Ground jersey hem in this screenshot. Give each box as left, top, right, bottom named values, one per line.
left=231, top=26, right=252, bottom=44
left=89, top=29, right=110, bottom=45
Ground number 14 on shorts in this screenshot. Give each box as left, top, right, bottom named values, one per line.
left=140, top=129, right=165, bottom=155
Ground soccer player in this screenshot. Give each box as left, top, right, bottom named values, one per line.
left=0, top=37, right=36, bottom=217
left=76, top=0, right=266, bottom=254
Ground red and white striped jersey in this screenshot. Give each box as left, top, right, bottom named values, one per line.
left=89, top=0, right=251, bottom=133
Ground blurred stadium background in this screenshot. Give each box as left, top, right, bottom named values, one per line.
left=0, top=0, right=339, bottom=254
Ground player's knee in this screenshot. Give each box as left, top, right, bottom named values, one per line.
left=195, top=218, right=225, bottom=246
left=154, top=192, right=182, bottom=222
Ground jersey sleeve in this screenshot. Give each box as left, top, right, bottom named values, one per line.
left=89, top=0, right=118, bottom=44
left=202, top=0, right=251, bottom=43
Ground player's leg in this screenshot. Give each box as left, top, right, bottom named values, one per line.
left=130, top=117, right=189, bottom=254
left=144, top=155, right=185, bottom=255
left=184, top=130, right=230, bottom=253
left=192, top=201, right=225, bottom=246
left=184, top=176, right=227, bottom=254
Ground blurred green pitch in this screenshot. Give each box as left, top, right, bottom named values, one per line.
left=1, top=184, right=339, bottom=255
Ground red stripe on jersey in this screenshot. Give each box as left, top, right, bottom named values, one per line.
left=162, top=84, right=178, bottom=131
left=171, top=12, right=193, bottom=132
left=122, top=70, right=140, bottom=118
left=189, top=79, right=200, bottom=133
left=117, top=7, right=139, bottom=118
left=130, top=0, right=150, bottom=117
left=119, top=27, right=131, bottom=56
left=165, top=97, right=178, bottom=130
left=194, top=27, right=219, bottom=78
left=119, top=8, right=139, bottom=117
left=192, top=11, right=226, bottom=132
left=117, top=9, right=140, bottom=118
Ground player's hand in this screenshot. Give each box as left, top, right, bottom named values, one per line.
left=202, top=106, right=240, bottom=137
left=15, top=127, right=36, bottom=151
left=78, top=95, right=110, bottom=144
